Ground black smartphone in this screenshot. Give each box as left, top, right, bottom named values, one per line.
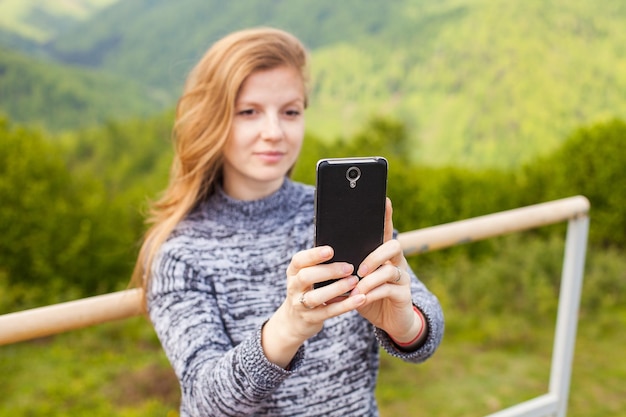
left=313, top=157, right=388, bottom=289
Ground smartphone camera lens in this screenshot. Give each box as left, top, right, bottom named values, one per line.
left=346, top=166, right=361, bottom=188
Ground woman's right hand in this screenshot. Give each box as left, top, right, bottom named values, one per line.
left=261, top=245, right=366, bottom=368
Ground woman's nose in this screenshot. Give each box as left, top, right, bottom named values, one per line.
left=261, top=114, right=284, bottom=140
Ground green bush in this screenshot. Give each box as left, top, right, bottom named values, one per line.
left=0, top=119, right=137, bottom=311
left=520, top=118, right=626, bottom=248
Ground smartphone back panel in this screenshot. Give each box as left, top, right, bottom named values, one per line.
left=314, top=157, right=388, bottom=287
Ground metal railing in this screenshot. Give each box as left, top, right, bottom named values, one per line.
left=0, top=196, right=590, bottom=417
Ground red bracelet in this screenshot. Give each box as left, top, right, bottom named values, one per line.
left=392, top=305, right=426, bottom=347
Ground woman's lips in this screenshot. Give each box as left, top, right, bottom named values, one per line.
left=255, top=151, right=285, bottom=163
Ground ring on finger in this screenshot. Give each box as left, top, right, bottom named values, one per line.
left=299, top=291, right=315, bottom=309
left=394, top=266, right=402, bottom=283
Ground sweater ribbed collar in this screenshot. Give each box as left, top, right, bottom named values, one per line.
left=204, top=178, right=297, bottom=224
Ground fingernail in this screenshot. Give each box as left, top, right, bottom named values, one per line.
left=343, top=263, right=354, bottom=274
left=352, top=294, right=366, bottom=306
left=357, top=264, right=368, bottom=277
left=350, top=286, right=361, bottom=296
left=321, top=247, right=332, bottom=257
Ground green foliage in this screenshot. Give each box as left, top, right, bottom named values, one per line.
left=521, top=118, right=626, bottom=247
left=0, top=0, right=118, bottom=42
left=22, top=0, right=626, bottom=167
left=60, top=111, right=174, bottom=203
left=0, top=118, right=138, bottom=311
left=0, top=47, right=165, bottom=132
left=292, top=116, right=413, bottom=185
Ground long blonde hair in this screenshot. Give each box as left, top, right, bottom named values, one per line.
left=131, top=27, right=309, bottom=292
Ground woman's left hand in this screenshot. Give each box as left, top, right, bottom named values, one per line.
left=350, top=198, right=423, bottom=344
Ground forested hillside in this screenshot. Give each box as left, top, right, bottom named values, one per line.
left=0, top=48, right=165, bottom=130
left=1, top=0, right=624, bottom=167
left=38, top=0, right=626, bottom=167
left=0, top=0, right=117, bottom=42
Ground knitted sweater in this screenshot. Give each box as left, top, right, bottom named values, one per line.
left=148, top=178, right=444, bottom=417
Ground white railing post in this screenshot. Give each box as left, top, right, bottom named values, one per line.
left=483, top=213, right=590, bottom=417
left=550, top=215, right=589, bottom=417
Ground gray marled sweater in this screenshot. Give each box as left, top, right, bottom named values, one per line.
left=148, top=178, right=444, bottom=417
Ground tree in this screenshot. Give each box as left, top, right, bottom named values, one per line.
left=521, top=118, right=626, bottom=247
left=0, top=118, right=136, bottom=311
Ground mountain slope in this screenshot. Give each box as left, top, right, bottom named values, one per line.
left=0, top=0, right=118, bottom=42
left=306, top=0, right=626, bottom=166
left=0, top=48, right=165, bottom=131
left=45, top=0, right=399, bottom=93
left=5, top=0, right=626, bottom=166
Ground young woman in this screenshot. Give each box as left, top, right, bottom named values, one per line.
left=133, top=27, right=444, bottom=417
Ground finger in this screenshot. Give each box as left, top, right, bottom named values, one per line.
left=354, top=263, right=405, bottom=296
left=324, top=293, right=367, bottom=315
left=354, top=281, right=410, bottom=307
left=384, top=197, right=394, bottom=242
left=351, top=265, right=413, bottom=307
left=298, top=275, right=359, bottom=308
left=293, top=261, right=354, bottom=290
left=287, top=246, right=333, bottom=276
left=391, top=264, right=404, bottom=284
left=356, top=239, right=404, bottom=278
left=302, top=291, right=367, bottom=320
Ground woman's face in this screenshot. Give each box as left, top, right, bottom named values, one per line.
left=222, top=65, right=306, bottom=200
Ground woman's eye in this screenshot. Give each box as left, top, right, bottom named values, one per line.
left=237, top=109, right=255, bottom=116
left=285, top=109, right=301, bottom=117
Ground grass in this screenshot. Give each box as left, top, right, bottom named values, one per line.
left=0, top=317, right=180, bottom=417
left=1, top=305, right=624, bottom=416
left=376, top=308, right=626, bottom=417
left=1, top=238, right=624, bottom=416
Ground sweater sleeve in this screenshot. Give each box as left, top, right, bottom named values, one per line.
left=375, top=264, right=445, bottom=362
left=147, top=246, right=305, bottom=417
